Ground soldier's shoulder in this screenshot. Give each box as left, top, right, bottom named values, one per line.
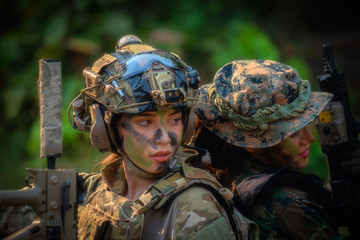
left=79, top=172, right=104, bottom=193
left=176, top=186, right=220, bottom=207
left=173, top=186, right=236, bottom=239
left=268, top=186, right=310, bottom=200
left=252, top=186, right=311, bottom=217
left=256, top=186, right=311, bottom=213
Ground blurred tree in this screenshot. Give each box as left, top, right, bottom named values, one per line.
left=0, top=0, right=358, bottom=189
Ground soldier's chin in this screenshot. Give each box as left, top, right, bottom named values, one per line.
left=290, top=157, right=309, bottom=169
left=153, top=161, right=171, bottom=173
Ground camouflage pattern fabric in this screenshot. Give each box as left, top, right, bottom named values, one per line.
left=0, top=149, right=258, bottom=239
left=81, top=44, right=199, bottom=115
left=234, top=154, right=346, bottom=240
left=194, top=60, right=332, bottom=148
left=0, top=205, right=34, bottom=238
left=77, top=147, right=258, bottom=240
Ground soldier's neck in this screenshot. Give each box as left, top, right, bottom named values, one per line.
left=123, top=162, right=154, bottom=201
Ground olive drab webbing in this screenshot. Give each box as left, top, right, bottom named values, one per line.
left=78, top=158, right=259, bottom=240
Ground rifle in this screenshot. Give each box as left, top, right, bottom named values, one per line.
left=0, top=60, right=82, bottom=240
left=315, top=44, right=360, bottom=239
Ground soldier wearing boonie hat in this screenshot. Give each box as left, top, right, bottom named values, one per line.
left=192, top=60, right=346, bottom=239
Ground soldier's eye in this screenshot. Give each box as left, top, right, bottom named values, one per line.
left=169, top=117, right=181, bottom=125
left=289, top=131, right=300, bottom=138
left=137, top=119, right=152, bottom=126
left=168, top=113, right=182, bottom=125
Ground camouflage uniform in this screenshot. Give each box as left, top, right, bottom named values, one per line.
left=69, top=39, right=258, bottom=239
left=193, top=60, right=346, bottom=239
left=0, top=148, right=259, bottom=239
left=0, top=205, right=34, bottom=238
left=78, top=147, right=258, bottom=240
left=0, top=38, right=259, bottom=239
left=233, top=154, right=345, bottom=240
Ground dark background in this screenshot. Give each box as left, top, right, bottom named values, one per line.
left=0, top=0, right=359, bottom=189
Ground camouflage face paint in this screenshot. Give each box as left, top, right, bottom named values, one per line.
left=154, top=160, right=170, bottom=172
left=120, top=118, right=150, bottom=144
left=118, top=110, right=183, bottom=174
left=168, top=131, right=178, bottom=146
left=124, top=134, right=152, bottom=168
left=265, top=143, right=296, bottom=168
left=120, top=117, right=152, bottom=168
left=151, top=128, right=163, bottom=149
left=151, top=129, right=180, bottom=149
left=264, top=126, right=313, bottom=169
left=278, top=139, right=299, bottom=156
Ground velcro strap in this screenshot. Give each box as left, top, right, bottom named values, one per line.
left=131, top=172, right=186, bottom=215
left=131, top=189, right=162, bottom=215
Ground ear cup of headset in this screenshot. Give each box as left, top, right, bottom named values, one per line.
left=72, top=99, right=88, bottom=131
left=89, top=104, right=113, bottom=152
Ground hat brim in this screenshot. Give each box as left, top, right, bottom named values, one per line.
left=194, top=84, right=333, bottom=148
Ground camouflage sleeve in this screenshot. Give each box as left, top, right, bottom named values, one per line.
left=0, top=206, right=35, bottom=238
left=173, top=186, right=236, bottom=240
left=78, top=172, right=103, bottom=204
left=250, top=186, right=346, bottom=240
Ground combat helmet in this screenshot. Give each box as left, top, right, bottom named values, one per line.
left=68, top=35, right=201, bottom=153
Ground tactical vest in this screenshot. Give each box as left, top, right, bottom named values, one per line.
left=234, top=168, right=336, bottom=227
left=78, top=158, right=259, bottom=240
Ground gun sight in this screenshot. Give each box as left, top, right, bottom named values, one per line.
left=322, top=43, right=337, bottom=74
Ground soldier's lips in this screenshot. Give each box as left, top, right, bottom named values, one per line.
left=298, top=148, right=310, bottom=158
left=150, top=151, right=171, bottom=162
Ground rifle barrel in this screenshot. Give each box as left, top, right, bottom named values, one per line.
left=0, top=186, right=43, bottom=209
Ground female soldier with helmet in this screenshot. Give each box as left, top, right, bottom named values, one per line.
left=70, top=36, right=258, bottom=240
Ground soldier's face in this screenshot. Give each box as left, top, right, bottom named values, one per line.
left=117, top=109, right=183, bottom=174
left=266, top=125, right=315, bottom=169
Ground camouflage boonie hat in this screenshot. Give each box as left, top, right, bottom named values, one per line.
left=194, top=60, right=333, bottom=148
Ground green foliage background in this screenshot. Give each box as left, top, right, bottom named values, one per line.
left=1, top=0, right=359, bottom=189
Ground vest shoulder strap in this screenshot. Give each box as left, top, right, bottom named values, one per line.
left=235, top=168, right=331, bottom=214
left=130, top=167, right=257, bottom=240
left=131, top=170, right=185, bottom=215
left=131, top=161, right=234, bottom=214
